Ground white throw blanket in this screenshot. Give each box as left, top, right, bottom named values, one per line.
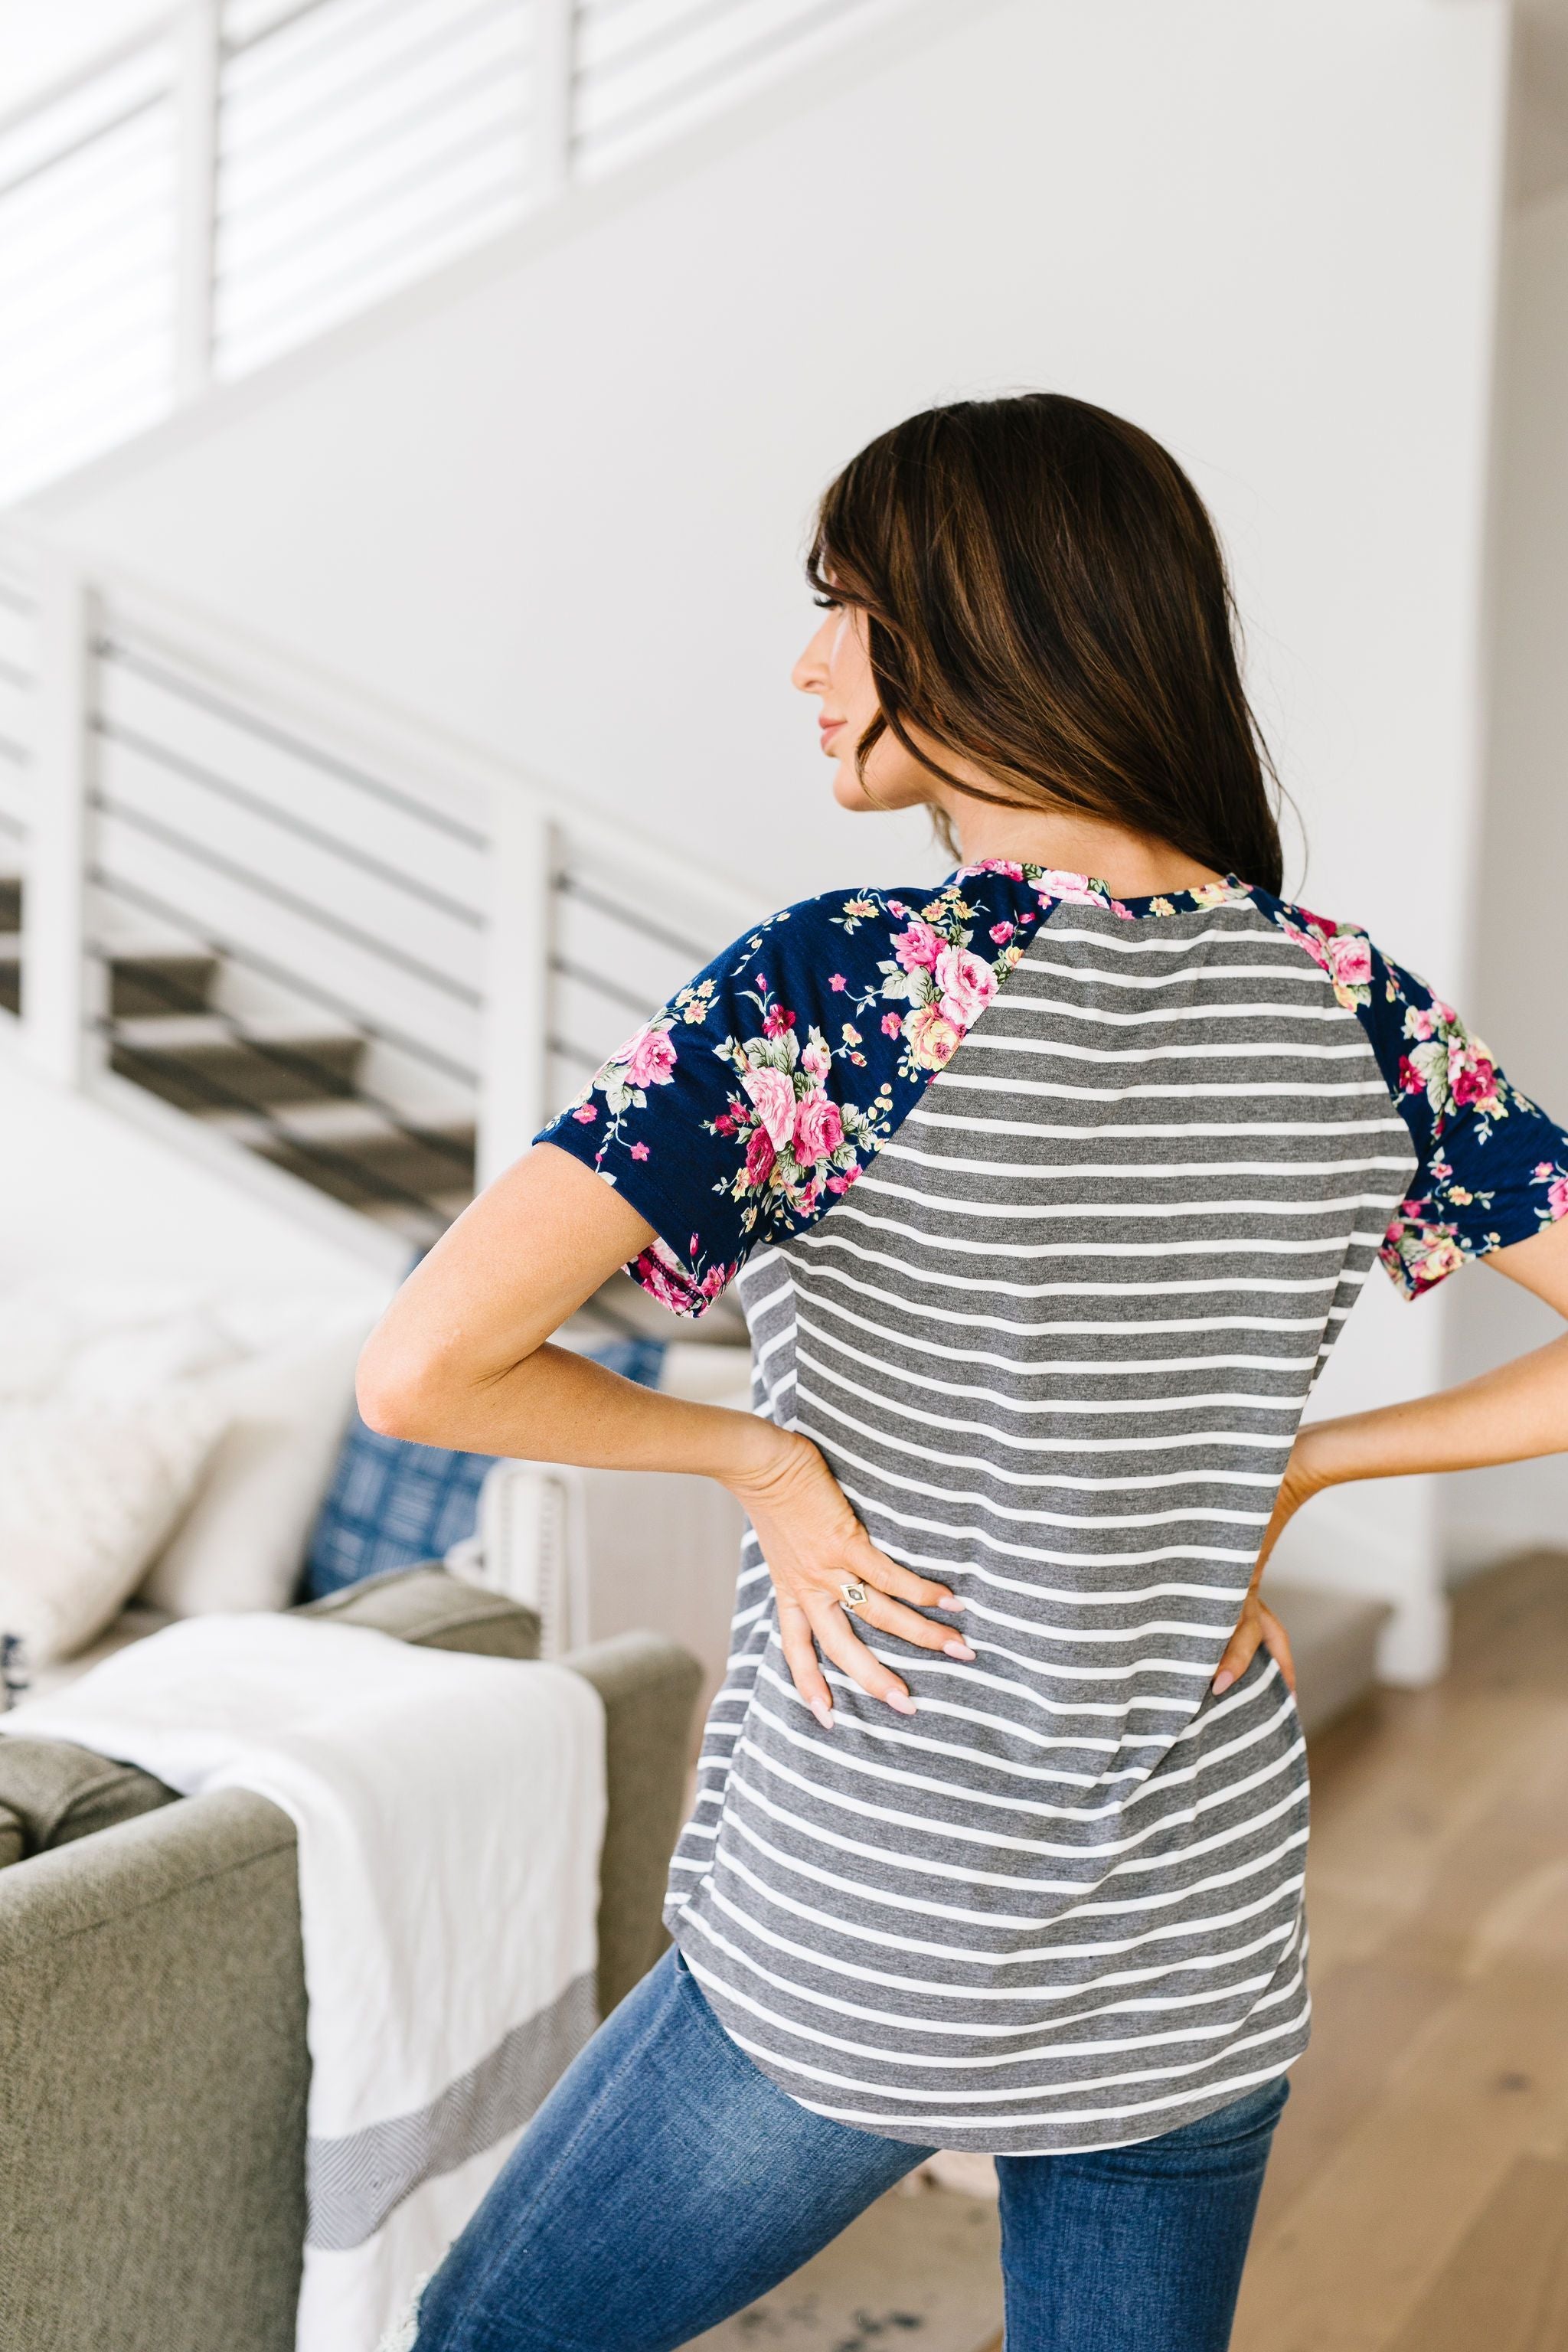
left=2, top=1613, right=606, bottom=2352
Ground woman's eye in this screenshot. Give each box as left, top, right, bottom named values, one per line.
left=813, top=595, right=841, bottom=612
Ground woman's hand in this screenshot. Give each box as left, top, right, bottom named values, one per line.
left=726, top=1430, right=974, bottom=1726
left=1210, top=1429, right=1327, bottom=1695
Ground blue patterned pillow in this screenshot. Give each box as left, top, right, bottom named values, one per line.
left=302, top=1336, right=666, bottom=1599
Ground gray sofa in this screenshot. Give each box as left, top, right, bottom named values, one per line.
left=0, top=1566, right=702, bottom=2352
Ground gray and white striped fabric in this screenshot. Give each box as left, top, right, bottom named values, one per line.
left=665, top=893, right=1417, bottom=2154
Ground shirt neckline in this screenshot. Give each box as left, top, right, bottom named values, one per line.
left=951, top=861, right=1253, bottom=921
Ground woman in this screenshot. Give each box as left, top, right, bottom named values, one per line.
left=362, top=395, right=1568, bottom=2352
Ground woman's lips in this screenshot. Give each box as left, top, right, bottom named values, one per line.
left=819, top=718, right=846, bottom=748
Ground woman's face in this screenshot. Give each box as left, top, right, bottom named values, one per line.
left=792, top=603, right=936, bottom=815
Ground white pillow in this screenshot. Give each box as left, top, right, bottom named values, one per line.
left=59, top=1308, right=240, bottom=1405
left=0, top=1390, right=224, bottom=1667
left=0, top=1292, right=240, bottom=1406
left=138, top=1311, right=374, bottom=1618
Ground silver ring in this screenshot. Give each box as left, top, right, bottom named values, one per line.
left=840, top=1580, right=869, bottom=1615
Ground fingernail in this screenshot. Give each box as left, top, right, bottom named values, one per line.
left=887, top=1694, right=918, bottom=1716
left=810, top=1698, right=835, bottom=1730
left=940, top=1596, right=968, bottom=1611
left=942, top=1640, right=975, bottom=1661
left=1211, top=1670, right=1235, bottom=1694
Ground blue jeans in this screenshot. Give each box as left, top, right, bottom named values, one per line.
left=408, top=1949, right=1288, bottom=2352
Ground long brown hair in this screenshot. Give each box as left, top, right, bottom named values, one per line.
left=807, top=394, right=1285, bottom=895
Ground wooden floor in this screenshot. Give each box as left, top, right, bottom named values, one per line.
left=1230, top=1550, right=1568, bottom=2352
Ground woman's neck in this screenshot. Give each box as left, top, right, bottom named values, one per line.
left=946, top=799, right=1224, bottom=901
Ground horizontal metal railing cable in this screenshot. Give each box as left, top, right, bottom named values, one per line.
left=90, top=789, right=484, bottom=1009
left=93, top=714, right=486, bottom=931
left=550, top=866, right=717, bottom=965
left=547, top=951, right=660, bottom=1023
left=213, top=47, right=523, bottom=231
left=96, top=635, right=490, bottom=846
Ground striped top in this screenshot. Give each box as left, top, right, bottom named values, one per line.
left=540, top=864, right=1568, bottom=2151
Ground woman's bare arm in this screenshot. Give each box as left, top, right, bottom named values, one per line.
left=1212, top=1215, right=1568, bottom=1693
left=356, top=1142, right=972, bottom=1722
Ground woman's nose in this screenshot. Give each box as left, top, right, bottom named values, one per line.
left=792, top=618, right=832, bottom=694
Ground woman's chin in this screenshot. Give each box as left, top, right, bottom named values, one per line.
left=831, top=766, right=880, bottom=815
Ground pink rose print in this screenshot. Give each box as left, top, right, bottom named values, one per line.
left=622, top=1024, right=678, bottom=1089
left=740, top=1065, right=797, bottom=1151
left=826, top=1167, right=859, bottom=1196
left=989, top=922, right=1014, bottom=944
left=934, top=943, right=996, bottom=1031
left=893, top=920, right=944, bottom=973
left=572, top=1104, right=597, bottom=1123
left=880, top=1011, right=903, bottom=1037
left=1550, top=1178, right=1568, bottom=1220
left=906, top=1004, right=962, bottom=1070
left=631, top=1236, right=733, bottom=1318
left=792, top=1093, right=844, bottom=1165
left=1031, top=869, right=1104, bottom=906
left=1405, top=1004, right=1437, bottom=1043
left=800, top=1040, right=831, bottom=1078
left=1328, top=935, right=1372, bottom=992
left=743, top=1125, right=776, bottom=1186
left=1449, top=1041, right=1499, bottom=1109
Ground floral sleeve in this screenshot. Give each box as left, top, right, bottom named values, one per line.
left=533, top=874, right=1035, bottom=1317
left=1265, top=897, right=1568, bottom=1299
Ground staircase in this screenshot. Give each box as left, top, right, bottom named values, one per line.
left=0, top=537, right=756, bottom=1256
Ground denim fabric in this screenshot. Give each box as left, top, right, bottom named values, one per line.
left=407, top=1949, right=1287, bottom=2352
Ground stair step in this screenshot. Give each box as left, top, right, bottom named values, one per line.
left=106, top=949, right=220, bottom=1018
left=0, top=931, right=218, bottom=1022
left=1266, top=1580, right=1390, bottom=1739
left=109, top=1014, right=364, bottom=1112
left=209, top=1099, right=476, bottom=1207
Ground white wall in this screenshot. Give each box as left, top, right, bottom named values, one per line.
left=24, top=0, right=1518, bottom=1674
left=1444, top=177, right=1568, bottom=1575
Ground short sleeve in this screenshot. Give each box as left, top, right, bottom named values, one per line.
left=532, top=870, right=1043, bottom=1318
left=534, top=895, right=900, bottom=1318
left=1364, top=953, right=1568, bottom=1298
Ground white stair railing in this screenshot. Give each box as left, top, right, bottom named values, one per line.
left=0, top=0, right=908, bottom=505
left=0, top=526, right=759, bottom=1253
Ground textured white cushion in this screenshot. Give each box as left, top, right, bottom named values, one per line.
left=139, top=1311, right=374, bottom=1618
left=0, top=1391, right=224, bottom=1666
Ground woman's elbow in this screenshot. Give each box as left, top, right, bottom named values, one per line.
left=354, top=1329, right=453, bottom=1444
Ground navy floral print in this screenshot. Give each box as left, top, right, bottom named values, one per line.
left=1250, top=889, right=1568, bottom=1295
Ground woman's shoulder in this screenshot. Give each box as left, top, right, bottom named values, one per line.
left=694, top=870, right=1034, bottom=1064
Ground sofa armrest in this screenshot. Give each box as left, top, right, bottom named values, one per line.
left=0, top=1788, right=307, bottom=2352
left=563, top=1632, right=703, bottom=2016
left=293, top=1562, right=542, bottom=1657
